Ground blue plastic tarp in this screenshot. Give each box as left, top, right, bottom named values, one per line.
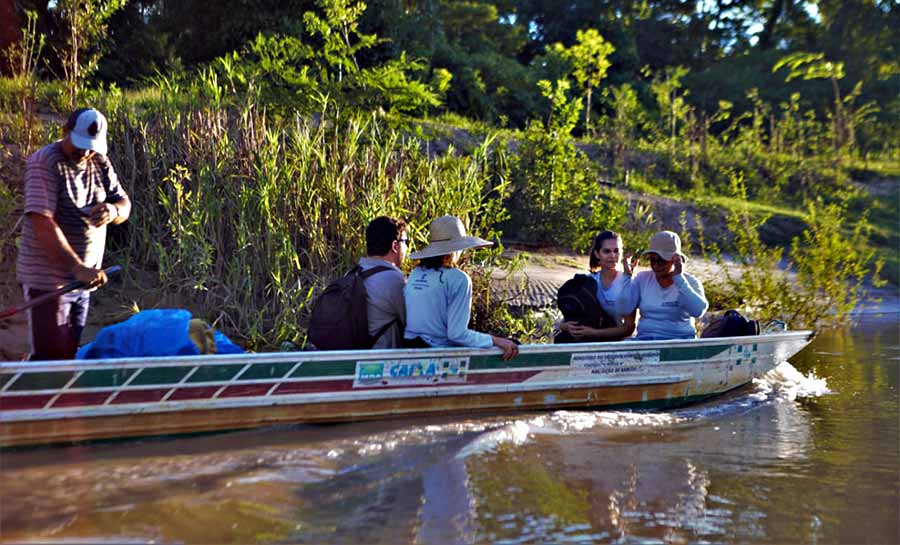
left=77, top=309, right=244, bottom=359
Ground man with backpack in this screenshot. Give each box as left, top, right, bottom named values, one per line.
left=308, top=216, right=409, bottom=350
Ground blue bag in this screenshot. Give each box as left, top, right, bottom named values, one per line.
left=77, top=309, right=244, bottom=359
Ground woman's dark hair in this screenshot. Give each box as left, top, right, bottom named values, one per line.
left=366, top=216, right=407, bottom=256
left=589, top=230, right=621, bottom=271
left=418, top=254, right=455, bottom=271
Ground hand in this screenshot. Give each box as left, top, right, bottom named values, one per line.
left=89, top=202, right=117, bottom=227
left=568, top=323, right=591, bottom=340
left=492, top=336, right=519, bottom=361
left=72, top=264, right=108, bottom=289
left=559, top=321, right=573, bottom=333
left=672, top=254, right=683, bottom=276
left=569, top=323, right=602, bottom=340
left=623, top=252, right=640, bottom=276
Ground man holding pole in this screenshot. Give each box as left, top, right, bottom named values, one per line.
left=15, top=108, right=131, bottom=360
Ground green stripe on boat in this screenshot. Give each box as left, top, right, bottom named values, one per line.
left=188, top=364, right=245, bottom=383
left=239, top=361, right=296, bottom=380
left=660, top=345, right=730, bottom=361
left=290, top=360, right=356, bottom=378
left=7, top=371, right=75, bottom=391
left=131, top=366, right=193, bottom=385
left=469, top=352, right=569, bottom=370
left=72, top=368, right=138, bottom=388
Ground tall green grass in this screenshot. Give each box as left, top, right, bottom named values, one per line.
left=97, top=78, right=513, bottom=350
left=0, top=72, right=891, bottom=343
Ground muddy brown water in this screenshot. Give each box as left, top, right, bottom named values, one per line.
left=1, top=317, right=897, bottom=544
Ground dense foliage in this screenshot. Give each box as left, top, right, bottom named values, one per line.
left=4, top=1, right=897, bottom=145
left=1, top=0, right=896, bottom=347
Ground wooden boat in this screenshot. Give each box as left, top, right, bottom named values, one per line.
left=0, top=331, right=813, bottom=447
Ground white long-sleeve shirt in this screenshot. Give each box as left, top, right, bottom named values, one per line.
left=615, top=271, right=708, bottom=340
left=589, top=270, right=628, bottom=322
left=403, top=266, right=493, bottom=348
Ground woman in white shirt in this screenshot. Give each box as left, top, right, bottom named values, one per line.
left=403, top=215, right=519, bottom=360
left=558, top=230, right=636, bottom=342
left=616, top=231, right=708, bottom=340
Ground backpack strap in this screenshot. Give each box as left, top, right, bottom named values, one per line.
left=358, top=265, right=393, bottom=279
left=370, top=318, right=400, bottom=347
left=358, top=265, right=401, bottom=347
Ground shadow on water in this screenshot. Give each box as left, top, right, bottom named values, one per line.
left=1, top=319, right=897, bottom=544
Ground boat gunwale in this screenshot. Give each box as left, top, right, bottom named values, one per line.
left=2, top=374, right=697, bottom=422
left=0, top=331, right=814, bottom=372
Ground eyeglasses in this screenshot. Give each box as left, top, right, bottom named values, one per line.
left=397, top=237, right=410, bottom=245
left=648, top=256, right=669, bottom=266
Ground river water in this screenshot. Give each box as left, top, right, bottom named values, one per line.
left=1, top=318, right=897, bottom=544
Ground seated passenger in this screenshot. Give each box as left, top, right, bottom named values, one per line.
left=403, top=215, right=519, bottom=360
left=359, top=216, right=409, bottom=348
left=557, top=230, right=636, bottom=342
left=616, top=231, right=708, bottom=340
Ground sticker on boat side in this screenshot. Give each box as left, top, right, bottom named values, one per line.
left=570, top=350, right=660, bottom=374
left=353, top=358, right=469, bottom=387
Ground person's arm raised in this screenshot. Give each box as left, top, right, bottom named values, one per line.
left=672, top=264, right=708, bottom=317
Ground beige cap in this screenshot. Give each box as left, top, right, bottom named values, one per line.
left=643, top=230, right=688, bottom=262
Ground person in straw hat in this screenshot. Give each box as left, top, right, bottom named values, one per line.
left=403, top=215, right=519, bottom=360
left=615, top=230, right=708, bottom=340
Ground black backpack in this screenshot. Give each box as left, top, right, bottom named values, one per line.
left=554, top=274, right=615, bottom=344
left=700, top=309, right=760, bottom=338
left=307, top=265, right=395, bottom=350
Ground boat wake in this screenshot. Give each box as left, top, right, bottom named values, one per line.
left=449, top=360, right=830, bottom=458
left=751, top=360, right=831, bottom=401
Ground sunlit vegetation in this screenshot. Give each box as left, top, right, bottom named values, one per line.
left=1, top=0, right=896, bottom=348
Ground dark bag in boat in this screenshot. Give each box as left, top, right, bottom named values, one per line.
left=554, top=274, right=615, bottom=344
left=307, top=265, right=394, bottom=350
left=700, top=309, right=760, bottom=338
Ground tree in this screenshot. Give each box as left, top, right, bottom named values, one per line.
left=551, top=28, right=614, bottom=133
left=649, top=65, right=690, bottom=154
left=53, top=0, right=127, bottom=105
left=773, top=51, right=847, bottom=151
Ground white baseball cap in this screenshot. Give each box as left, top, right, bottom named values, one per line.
left=67, top=108, right=108, bottom=155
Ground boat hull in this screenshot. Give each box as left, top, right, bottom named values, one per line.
left=1, top=331, right=813, bottom=447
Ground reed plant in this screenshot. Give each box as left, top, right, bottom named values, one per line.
left=96, top=80, right=514, bottom=350
left=701, top=172, right=883, bottom=328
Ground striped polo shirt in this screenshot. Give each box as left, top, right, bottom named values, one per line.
left=16, top=141, right=128, bottom=290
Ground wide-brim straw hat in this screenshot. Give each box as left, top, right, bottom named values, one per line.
left=409, top=215, right=493, bottom=260
left=643, top=230, right=688, bottom=262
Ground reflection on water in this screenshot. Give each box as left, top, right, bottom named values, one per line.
left=1, top=321, right=897, bottom=544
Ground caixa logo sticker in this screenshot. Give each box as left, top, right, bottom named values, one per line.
left=353, top=358, right=469, bottom=387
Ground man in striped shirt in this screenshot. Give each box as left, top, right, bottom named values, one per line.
left=16, top=108, right=131, bottom=360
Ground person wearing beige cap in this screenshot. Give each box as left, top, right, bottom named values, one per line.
left=16, top=108, right=131, bottom=360
left=403, top=215, right=519, bottom=360
left=615, top=230, right=708, bottom=340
